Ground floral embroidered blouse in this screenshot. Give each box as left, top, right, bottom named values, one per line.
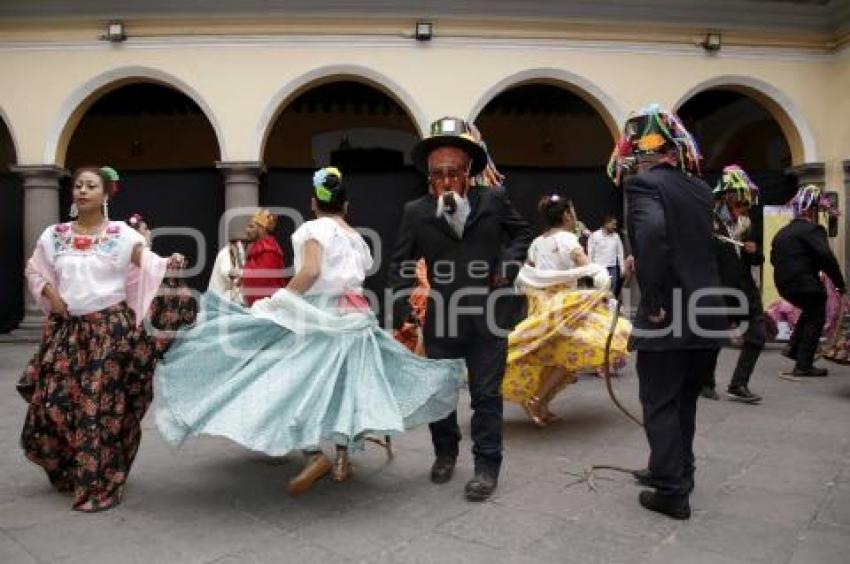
left=33, top=221, right=147, bottom=315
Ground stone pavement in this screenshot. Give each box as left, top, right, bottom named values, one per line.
left=1, top=342, right=848, bottom=564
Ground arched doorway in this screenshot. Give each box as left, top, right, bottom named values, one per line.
left=0, top=116, right=21, bottom=332
left=677, top=89, right=796, bottom=206
left=473, top=83, right=619, bottom=235
left=62, top=82, right=223, bottom=287
left=677, top=88, right=798, bottom=310
left=261, top=79, right=423, bottom=297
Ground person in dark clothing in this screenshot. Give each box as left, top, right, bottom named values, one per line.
left=771, top=184, right=845, bottom=377
left=701, top=165, right=765, bottom=404
left=608, top=104, right=726, bottom=520
left=389, top=117, right=532, bottom=502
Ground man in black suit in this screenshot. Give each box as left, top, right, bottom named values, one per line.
left=389, top=117, right=531, bottom=502
left=772, top=184, right=845, bottom=377
left=701, top=165, right=766, bottom=404
left=609, top=105, right=726, bottom=520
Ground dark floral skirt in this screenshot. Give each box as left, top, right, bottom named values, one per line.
left=17, top=302, right=156, bottom=512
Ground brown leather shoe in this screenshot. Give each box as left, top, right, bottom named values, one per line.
left=287, top=453, right=331, bottom=496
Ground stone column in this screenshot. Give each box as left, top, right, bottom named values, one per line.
left=11, top=165, right=66, bottom=334
left=787, top=162, right=826, bottom=190
left=216, top=161, right=263, bottom=241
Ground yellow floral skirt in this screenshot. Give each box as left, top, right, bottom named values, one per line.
left=502, top=285, right=631, bottom=404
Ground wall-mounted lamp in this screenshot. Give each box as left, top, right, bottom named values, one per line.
left=701, top=32, right=721, bottom=52
left=415, top=21, right=433, bottom=41
left=101, top=21, right=126, bottom=43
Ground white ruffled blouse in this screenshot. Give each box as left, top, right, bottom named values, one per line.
left=35, top=221, right=147, bottom=315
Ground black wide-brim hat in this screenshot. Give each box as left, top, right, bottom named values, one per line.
left=411, top=117, right=488, bottom=177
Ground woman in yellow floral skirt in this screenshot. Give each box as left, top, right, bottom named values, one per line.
left=503, top=195, right=631, bottom=426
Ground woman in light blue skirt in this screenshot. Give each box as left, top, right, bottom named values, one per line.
left=155, top=167, right=464, bottom=495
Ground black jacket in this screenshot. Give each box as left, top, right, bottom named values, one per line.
left=771, top=219, right=845, bottom=297
left=712, top=214, right=763, bottom=321
left=625, top=165, right=726, bottom=351
left=388, top=185, right=532, bottom=342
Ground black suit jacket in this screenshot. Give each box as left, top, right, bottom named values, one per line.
left=712, top=214, right=764, bottom=321
left=625, top=165, right=725, bottom=351
left=388, top=185, right=532, bottom=342
left=771, top=218, right=845, bottom=297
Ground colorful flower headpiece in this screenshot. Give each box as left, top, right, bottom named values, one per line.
left=789, top=184, right=839, bottom=219
left=312, top=166, right=345, bottom=204
left=714, top=165, right=760, bottom=206
left=100, top=165, right=120, bottom=195
left=607, top=104, right=702, bottom=186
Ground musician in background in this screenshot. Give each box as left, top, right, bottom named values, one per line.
left=208, top=232, right=248, bottom=305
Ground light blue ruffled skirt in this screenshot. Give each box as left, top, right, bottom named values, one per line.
left=154, top=290, right=463, bottom=455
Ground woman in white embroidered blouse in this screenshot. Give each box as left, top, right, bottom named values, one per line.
left=154, top=167, right=464, bottom=498
left=503, top=195, right=631, bottom=427
left=17, top=166, right=183, bottom=512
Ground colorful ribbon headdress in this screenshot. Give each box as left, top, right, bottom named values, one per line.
left=467, top=122, right=505, bottom=188
left=607, top=103, right=702, bottom=186
left=714, top=165, right=759, bottom=206
left=789, top=184, right=839, bottom=219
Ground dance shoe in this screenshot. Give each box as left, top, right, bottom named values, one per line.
left=288, top=453, right=331, bottom=496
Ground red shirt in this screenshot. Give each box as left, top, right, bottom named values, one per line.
left=241, top=235, right=285, bottom=306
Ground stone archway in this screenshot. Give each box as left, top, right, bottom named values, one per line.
left=677, top=86, right=802, bottom=310
left=260, top=77, right=424, bottom=299
left=472, top=79, right=620, bottom=236
left=61, top=80, right=223, bottom=288
left=673, top=76, right=815, bottom=166
left=677, top=88, right=796, bottom=206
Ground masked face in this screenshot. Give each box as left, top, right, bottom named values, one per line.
left=724, top=193, right=750, bottom=220
left=427, top=147, right=472, bottom=198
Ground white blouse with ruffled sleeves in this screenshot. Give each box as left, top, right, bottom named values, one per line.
left=290, top=217, right=373, bottom=297
left=37, top=221, right=147, bottom=315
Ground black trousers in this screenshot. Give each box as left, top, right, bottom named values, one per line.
left=637, top=349, right=718, bottom=498
left=705, top=313, right=765, bottom=390
left=783, top=290, right=827, bottom=370
left=607, top=265, right=623, bottom=299
left=424, top=336, right=506, bottom=475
